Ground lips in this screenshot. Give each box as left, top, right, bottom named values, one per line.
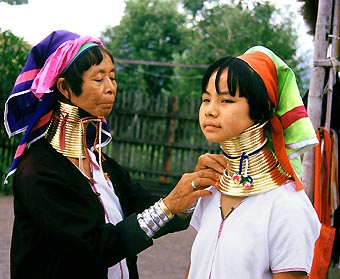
left=203, top=122, right=220, bottom=128
left=100, top=101, right=114, bottom=106
left=202, top=123, right=221, bottom=132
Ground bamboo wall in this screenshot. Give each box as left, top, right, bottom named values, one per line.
left=0, top=92, right=220, bottom=195
left=106, top=92, right=220, bottom=194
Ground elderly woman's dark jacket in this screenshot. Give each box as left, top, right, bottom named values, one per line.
left=11, top=138, right=190, bottom=279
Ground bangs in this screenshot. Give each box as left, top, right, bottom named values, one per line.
left=201, top=56, right=272, bottom=121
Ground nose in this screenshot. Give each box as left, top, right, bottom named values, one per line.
left=105, top=77, right=117, bottom=95
left=204, top=102, right=218, bottom=117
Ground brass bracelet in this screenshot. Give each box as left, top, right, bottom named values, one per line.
left=158, top=198, right=174, bottom=220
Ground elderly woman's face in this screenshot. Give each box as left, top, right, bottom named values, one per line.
left=68, top=52, right=117, bottom=117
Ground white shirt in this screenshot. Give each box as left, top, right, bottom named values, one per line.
left=89, top=150, right=129, bottom=279
left=189, top=182, right=321, bottom=279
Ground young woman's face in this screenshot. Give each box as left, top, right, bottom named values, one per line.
left=68, top=52, right=117, bottom=117
left=199, top=69, right=255, bottom=143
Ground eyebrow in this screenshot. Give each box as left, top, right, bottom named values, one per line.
left=219, top=91, right=230, bottom=95
left=202, top=90, right=230, bottom=95
left=95, top=67, right=115, bottom=74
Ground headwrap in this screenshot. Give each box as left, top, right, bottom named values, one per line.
left=3, top=30, right=112, bottom=183
left=238, top=46, right=318, bottom=191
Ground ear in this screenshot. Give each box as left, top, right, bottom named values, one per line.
left=56, top=78, right=70, bottom=99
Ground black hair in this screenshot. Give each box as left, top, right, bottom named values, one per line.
left=202, top=56, right=274, bottom=122
left=60, top=46, right=114, bottom=96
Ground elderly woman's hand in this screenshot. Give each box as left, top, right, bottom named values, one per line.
left=194, top=153, right=226, bottom=174
left=163, top=167, right=220, bottom=214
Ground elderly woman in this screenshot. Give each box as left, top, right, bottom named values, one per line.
left=4, top=30, right=224, bottom=279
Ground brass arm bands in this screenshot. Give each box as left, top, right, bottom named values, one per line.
left=158, top=198, right=174, bottom=220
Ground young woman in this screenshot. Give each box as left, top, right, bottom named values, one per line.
left=4, top=30, right=223, bottom=279
left=187, top=46, right=321, bottom=279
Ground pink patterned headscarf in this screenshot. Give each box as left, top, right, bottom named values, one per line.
left=31, top=36, right=104, bottom=98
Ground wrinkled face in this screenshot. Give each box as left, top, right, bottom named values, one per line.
left=199, top=69, right=255, bottom=143
left=67, top=52, right=117, bottom=117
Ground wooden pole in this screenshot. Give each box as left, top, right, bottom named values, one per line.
left=161, top=96, right=178, bottom=183
left=325, top=0, right=339, bottom=131
left=302, top=0, right=333, bottom=200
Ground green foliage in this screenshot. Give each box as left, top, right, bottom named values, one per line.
left=181, top=0, right=206, bottom=17
left=102, top=0, right=187, bottom=96
left=0, top=30, right=31, bottom=115
left=0, top=0, right=28, bottom=4
left=0, top=30, right=30, bottom=190
left=101, top=0, right=307, bottom=97
left=173, top=0, right=305, bottom=97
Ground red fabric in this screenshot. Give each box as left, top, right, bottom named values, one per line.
left=238, top=51, right=278, bottom=107
left=309, top=225, right=335, bottom=279
left=310, top=127, right=335, bottom=279
left=280, top=105, right=309, bottom=129
left=314, top=127, right=332, bottom=225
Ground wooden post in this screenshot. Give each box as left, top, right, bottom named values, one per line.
left=161, top=96, right=178, bottom=183
left=302, top=0, right=333, bottom=200
left=325, top=0, right=339, bottom=130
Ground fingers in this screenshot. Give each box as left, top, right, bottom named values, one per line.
left=190, top=174, right=219, bottom=190
left=192, top=189, right=213, bottom=198
left=189, top=176, right=217, bottom=198
left=195, top=153, right=226, bottom=174
left=191, top=169, right=221, bottom=188
left=164, top=170, right=220, bottom=213
left=191, top=180, right=199, bottom=190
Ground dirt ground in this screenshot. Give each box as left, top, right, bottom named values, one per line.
left=1, top=194, right=340, bottom=279
left=0, top=194, right=195, bottom=279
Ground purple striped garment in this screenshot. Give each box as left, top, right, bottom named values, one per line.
left=3, top=30, right=112, bottom=183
